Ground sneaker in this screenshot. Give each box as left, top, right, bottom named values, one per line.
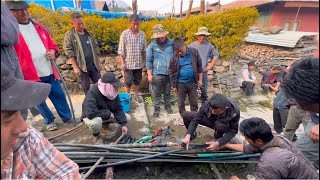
left=133, top=95, right=142, bottom=103
left=165, top=107, right=173, bottom=114
left=153, top=109, right=160, bottom=118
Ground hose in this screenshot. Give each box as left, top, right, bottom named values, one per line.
left=48, top=123, right=83, bottom=141
left=50, top=60, right=77, bottom=126
left=79, top=148, right=183, bottom=171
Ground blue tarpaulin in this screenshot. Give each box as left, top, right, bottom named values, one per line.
left=27, top=0, right=165, bottom=21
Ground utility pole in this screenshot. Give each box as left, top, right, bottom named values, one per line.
left=186, top=0, right=193, bottom=18
left=171, top=0, right=175, bottom=18
left=200, top=0, right=205, bottom=14
left=205, top=1, right=209, bottom=14
left=132, top=0, right=138, bottom=15
left=217, top=0, right=221, bottom=12
left=180, top=0, right=183, bottom=18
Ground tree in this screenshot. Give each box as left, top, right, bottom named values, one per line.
left=132, top=0, right=138, bottom=15
left=180, top=0, right=183, bottom=18
left=186, top=0, right=193, bottom=18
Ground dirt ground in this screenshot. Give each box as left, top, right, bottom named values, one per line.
left=28, top=92, right=303, bottom=179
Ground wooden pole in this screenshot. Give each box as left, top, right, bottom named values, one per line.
left=180, top=0, right=183, bottom=18
left=132, top=0, right=137, bottom=15
left=200, top=0, right=205, bottom=14
left=186, top=0, right=193, bottom=18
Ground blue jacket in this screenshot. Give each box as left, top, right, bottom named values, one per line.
left=146, top=38, right=173, bottom=75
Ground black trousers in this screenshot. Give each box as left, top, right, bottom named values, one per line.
left=241, top=81, right=254, bottom=96
left=273, top=107, right=289, bottom=134
left=80, top=68, right=101, bottom=95
left=177, top=82, right=198, bottom=116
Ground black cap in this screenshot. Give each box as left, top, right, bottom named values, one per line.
left=101, top=72, right=123, bottom=87
left=5, top=0, right=30, bottom=10
left=248, top=61, right=256, bottom=67
left=1, top=62, right=51, bottom=111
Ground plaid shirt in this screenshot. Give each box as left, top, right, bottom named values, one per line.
left=118, top=28, right=146, bottom=70
left=1, top=127, right=81, bottom=179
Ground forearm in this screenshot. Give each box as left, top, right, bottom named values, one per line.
left=198, top=73, right=203, bottom=82
left=147, top=69, right=152, bottom=76
left=208, top=57, right=218, bottom=69
left=223, top=143, right=244, bottom=152
left=69, top=57, right=78, bottom=69
left=119, top=55, right=125, bottom=64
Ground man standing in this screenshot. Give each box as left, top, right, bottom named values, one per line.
left=63, top=12, right=101, bottom=95
left=225, top=118, right=318, bottom=179
left=181, top=94, right=240, bottom=151
left=237, top=61, right=258, bottom=99
left=169, top=38, right=203, bottom=116
left=7, top=0, right=72, bottom=131
left=1, top=63, right=81, bottom=179
left=82, top=72, right=130, bottom=142
left=282, top=57, right=319, bottom=170
left=189, top=27, right=219, bottom=104
left=118, top=14, right=146, bottom=103
left=146, top=24, right=174, bottom=117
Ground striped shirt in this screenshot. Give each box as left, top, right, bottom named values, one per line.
left=118, top=28, right=146, bottom=70
left=1, top=127, right=81, bottom=179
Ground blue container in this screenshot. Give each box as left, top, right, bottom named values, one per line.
left=118, top=93, right=132, bottom=113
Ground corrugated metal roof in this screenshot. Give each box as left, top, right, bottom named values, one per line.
left=221, top=0, right=275, bottom=10
left=245, top=31, right=318, bottom=48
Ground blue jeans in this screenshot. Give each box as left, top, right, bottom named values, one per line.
left=200, top=72, right=208, bottom=103
left=37, top=74, right=72, bottom=124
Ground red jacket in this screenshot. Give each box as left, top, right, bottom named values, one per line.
left=13, top=20, right=59, bottom=81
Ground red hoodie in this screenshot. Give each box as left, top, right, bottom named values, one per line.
left=13, top=20, right=59, bottom=81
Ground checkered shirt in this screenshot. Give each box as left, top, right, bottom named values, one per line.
left=118, top=28, right=146, bottom=70
left=1, top=127, right=81, bottom=179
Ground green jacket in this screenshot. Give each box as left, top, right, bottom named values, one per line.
left=63, top=28, right=100, bottom=72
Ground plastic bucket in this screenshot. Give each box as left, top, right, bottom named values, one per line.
left=118, top=93, right=132, bottom=113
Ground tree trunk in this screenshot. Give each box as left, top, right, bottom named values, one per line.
left=200, top=0, right=205, bottom=14
left=186, top=0, right=193, bottom=18
left=132, top=0, right=138, bottom=15
left=180, top=0, right=183, bottom=18
left=216, top=0, right=221, bottom=12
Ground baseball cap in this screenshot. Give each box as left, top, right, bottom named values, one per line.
left=248, top=61, right=256, bottom=67
left=4, top=0, right=30, bottom=10
left=101, top=72, right=123, bottom=87
left=1, top=63, right=51, bottom=111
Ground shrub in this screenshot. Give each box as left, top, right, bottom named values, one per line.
left=29, top=3, right=258, bottom=59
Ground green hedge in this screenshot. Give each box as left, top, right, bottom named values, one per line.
left=29, top=3, right=258, bottom=59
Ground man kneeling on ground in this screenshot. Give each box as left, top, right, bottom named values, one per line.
left=82, top=72, right=130, bottom=142
left=224, top=117, right=318, bottom=179
left=181, top=93, right=240, bottom=150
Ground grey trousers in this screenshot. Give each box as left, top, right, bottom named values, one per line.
left=283, top=106, right=310, bottom=141
left=295, top=120, right=319, bottom=170
left=152, top=75, right=171, bottom=110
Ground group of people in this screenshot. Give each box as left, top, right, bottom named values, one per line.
left=1, top=0, right=319, bottom=179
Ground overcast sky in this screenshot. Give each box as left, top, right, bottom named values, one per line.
left=121, top=0, right=236, bottom=14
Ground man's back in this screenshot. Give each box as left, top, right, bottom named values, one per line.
left=251, top=136, right=318, bottom=179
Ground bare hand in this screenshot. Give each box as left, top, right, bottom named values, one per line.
left=182, top=135, right=191, bottom=150
left=230, top=175, right=240, bottom=180
left=110, top=113, right=115, bottom=119
left=121, top=63, right=127, bottom=70
left=148, top=74, right=153, bottom=83
left=205, top=141, right=220, bottom=151
left=73, top=67, right=81, bottom=76
left=309, top=124, right=319, bottom=142
left=197, top=80, right=203, bottom=88
left=121, top=126, right=128, bottom=134
left=46, top=51, right=55, bottom=60
left=172, top=88, right=177, bottom=93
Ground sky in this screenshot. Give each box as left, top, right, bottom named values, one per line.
left=121, top=0, right=236, bottom=14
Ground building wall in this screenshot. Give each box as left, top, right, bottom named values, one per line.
left=270, top=4, right=319, bottom=32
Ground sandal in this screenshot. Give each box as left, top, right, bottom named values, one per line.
left=46, top=122, right=58, bottom=131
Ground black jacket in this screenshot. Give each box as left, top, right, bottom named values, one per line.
left=168, top=47, right=202, bottom=88
left=82, top=84, right=127, bottom=126
left=187, top=99, right=240, bottom=146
